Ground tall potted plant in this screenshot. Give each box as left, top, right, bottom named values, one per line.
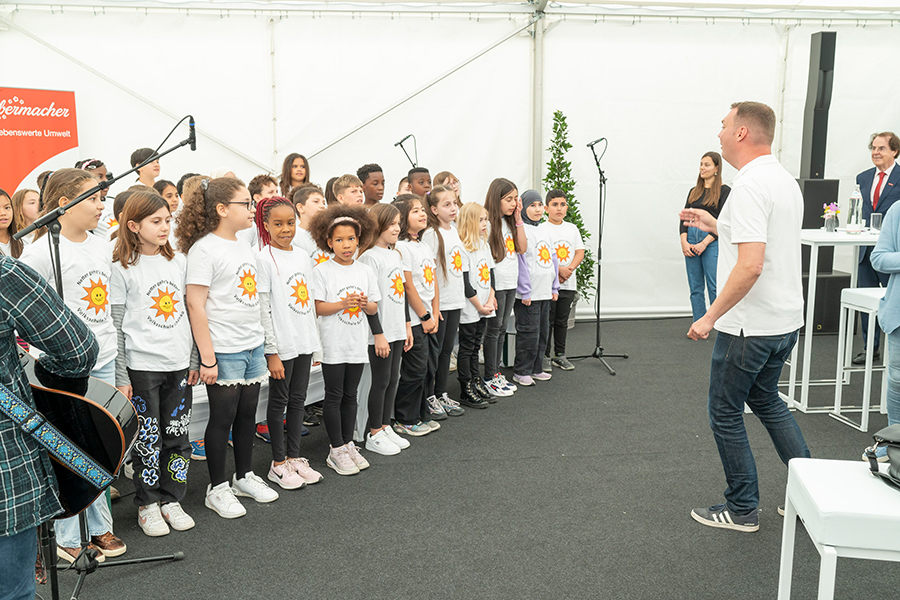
left=542, top=110, right=596, bottom=313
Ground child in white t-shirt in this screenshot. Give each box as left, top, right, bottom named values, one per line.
left=254, top=196, right=324, bottom=490
left=180, top=176, right=279, bottom=519
left=291, top=184, right=330, bottom=264
left=111, top=190, right=197, bottom=537
left=513, top=190, right=559, bottom=388
left=0, top=189, right=23, bottom=258
left=421, top=185, right=470, bottom=418
left=358, top=204, right=414, bottom=456
left=310, top=204, right=380, bottom=476
left=540, top=190, right=585, bottom=371
left=457, top=203, right=497, bottom=407
left=20, top=169, right=125, bottom=561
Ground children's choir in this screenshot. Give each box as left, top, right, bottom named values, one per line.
left=1, top=155, right=584, bottom=549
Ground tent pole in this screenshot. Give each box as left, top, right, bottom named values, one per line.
left=0, top=14, right=273, bottom=173
left=532, top=1, right=547, bottom=191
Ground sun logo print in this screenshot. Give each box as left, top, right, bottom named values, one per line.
left=107, top=217, right=118, bottom=228
left=150, top=287, right=179, bottom=321
left=423, top=263, right=435, bottom=287
left=450, top=249, right=464, bottom=274
left=238, top=270, right=257, bottom=300
left=537, top=242, right=553, bottom=266
left=313, top=252, right=330, bottom=265
left=505, top=234, right=515, bottom=256
left=390, top=274, right=405, bottom=300
left=291, top=278, right=310, bottom=307
left=555, top=242, right=572, bottom=265
left=478, top=262, right=491, bottom=286
left=341, top=293, right=362, bottom=320
left=81, top=278, right=109, bottom=315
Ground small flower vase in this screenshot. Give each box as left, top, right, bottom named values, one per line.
left=825, top=215, right=837, bottom=232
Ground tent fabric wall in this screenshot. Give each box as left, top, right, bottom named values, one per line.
left=2, top=8, right=899, bottom=318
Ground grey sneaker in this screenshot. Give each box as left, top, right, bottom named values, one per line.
left=542, top=356, right=552, bottom=372
left=690, top=504, right=759, bottom=532
left=439, top=393, right=466, bottom=416
left=426, top=395, right=448, bottom=420
left=552, top=355, right=575, bottom=371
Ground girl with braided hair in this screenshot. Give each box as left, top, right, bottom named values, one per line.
left=254, top=196, right=324, bottom=489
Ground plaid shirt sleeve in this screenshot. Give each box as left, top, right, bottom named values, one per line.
left=0, top=257, right=99, bottom=536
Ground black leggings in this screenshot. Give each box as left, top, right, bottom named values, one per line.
left=367, top=341, right=403, bottom=431
left=204, top=382, right=261, bottom=487
left=394, top=324, right=435, bottom=425
left=321, top=363, right=365, bottom=448
left=434, top=309, right=461, bottom=397
left=266, top=355, right=312, bottom=462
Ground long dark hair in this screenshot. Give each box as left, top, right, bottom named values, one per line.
left=484, top=178, right=518, bottom=263
left=280, top=153, right=310, bottom=197
left=687, top=151, right=723, bottom=208
left=0, top=188, right=23, bottom=258
left=359, top=203, right=400, bottom=255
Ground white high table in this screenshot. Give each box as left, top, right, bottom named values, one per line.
left=781, top=229, right=880, bottom=412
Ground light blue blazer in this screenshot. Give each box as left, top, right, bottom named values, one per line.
left=871, top=207, right=900, bottom=335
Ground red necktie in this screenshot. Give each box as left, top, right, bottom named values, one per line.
left=874, top=171, right=886, bottom=210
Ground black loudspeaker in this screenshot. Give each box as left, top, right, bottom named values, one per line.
left=800, top=31, right=837, bottom=180
left=801, top=270, right=851, bottom=334
left=798, top=178, right=840, bottom=274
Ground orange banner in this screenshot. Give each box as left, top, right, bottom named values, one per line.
left=0, top=87, right=78, bottom=193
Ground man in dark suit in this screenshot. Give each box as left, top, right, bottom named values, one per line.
left=854, top=131, right=900, bottom=365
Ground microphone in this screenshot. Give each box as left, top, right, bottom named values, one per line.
left=586, top=137, right=605, bottom=148
left=394, top=134, right=412, bottom=147
left=189, top=116, right=196, bottom=151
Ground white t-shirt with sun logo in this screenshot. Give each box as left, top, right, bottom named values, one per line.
left=20, top=233, right=118, bottom=369
left=313, top=259, right=381, bottom=364
left=540, top=221, right=584, bottom=292
left=422, top=226, right=468, bottom=311
left=186, top=233, right=265, bottom=354
left=395, top=239, right=436, bottom=327
left=493, top=219, right=519, bottom=292
left=256, top=246, right=321, bottom=361
left=517, top=223, right=557, bottom=302
left=358, top=246, right=407, bottom=344
left=461, top=239, right=496, bottom=325
left=111, top=253, right=192, bottom=371
left=93, top=203, right=119, bottom=241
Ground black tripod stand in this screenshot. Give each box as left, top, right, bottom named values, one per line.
left=17, top=117, right=195, bottom=599
left=570, top=138, right=628, bottom=375
left=394, top=133, right=417, bottom=168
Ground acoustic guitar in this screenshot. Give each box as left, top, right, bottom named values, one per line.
left=17, top=348, right=137, bottom=518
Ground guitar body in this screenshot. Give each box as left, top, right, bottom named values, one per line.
left=18, top=349, right=137, bottom=518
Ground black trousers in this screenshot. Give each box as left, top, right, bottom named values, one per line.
left=514, top=299, right=551, bottom=376
left=367, top=341, right=404, bottom=430
left=128, top=368, right=192, bottom=507
left=547, top=289, right=577, bottom=357
left=484, top=289, right=516, bottom=376
left=321, top=363, right=364, bottom=448
left=395, top=324, right=437, bottom=425
left=435, top=308, right=461, bottom=397
left=204, top=382, right=261, bottom=487
left=457, top=320, right=487, bottom=386
left=266, top=355, right=312, bottom=461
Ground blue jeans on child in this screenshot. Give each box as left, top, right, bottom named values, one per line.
left=707, top=330, right=810, bottom=514
left=684, top=226, right=718, bottom=322
left=54, top=360, right=115, bottom=547
left=0, top=527, right=37, bottom=600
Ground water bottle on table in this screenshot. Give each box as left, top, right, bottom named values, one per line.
left=846, top=184, right=863, bottom=234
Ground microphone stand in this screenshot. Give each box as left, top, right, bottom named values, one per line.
left=17, top=125, right=192, bottom=600
left=395, top=135, right=417, bottom=168
left=569, top=139, right=628, bottom=375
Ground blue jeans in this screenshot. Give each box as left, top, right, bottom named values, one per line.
left=684, top=226, right=718, bottom=322
left=54, top=360, right=114, bottom=547
left=708, top=330, right=810, bottom=513
left=0, top=527, right=37, bottom=600
left=885, top=330, right=900, bottom=426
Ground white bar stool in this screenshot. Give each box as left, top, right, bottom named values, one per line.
left=777, top=458, right=900, bottom=600
left=833, top=287, right=888, bottom=431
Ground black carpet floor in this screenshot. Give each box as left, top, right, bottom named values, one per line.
left=49, top=319, right=899, bottom=600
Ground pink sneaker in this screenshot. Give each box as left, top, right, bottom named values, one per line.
left=531, top=372, right=552, bottom=381
left=512, top=373, right=535, bottom=387
left=267, top=461, right=306, bottom=490
left=288, top=457, right=324, bottom=484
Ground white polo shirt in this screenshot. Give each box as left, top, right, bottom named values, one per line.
left=714, top=154, right=804, bottom=337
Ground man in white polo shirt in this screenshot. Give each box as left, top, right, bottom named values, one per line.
left=679, top=101, right=811, bottom=533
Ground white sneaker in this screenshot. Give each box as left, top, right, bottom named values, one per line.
left=366, top=429, right=401, bottom=456
left=423, top=420, right=441, bottom=431
left=486, top=375, right=513, bottom=397
left=383, top=424, right=410, bottom=449
left=288, top=457, right=324, bottom=484
left=205, top=482, right=246, bottom=519
left=160, top=502, right=195, bottom=531
left=232, top=472, right=280, bottom=503
left=498, top=373, right=517, bottom=392
left=138, top=503, right=169, bottom=537
left=123, top=461, right=134, bottom=480
left=326, top=445, right=360, bottom=475
left=346, top=441, right=371, bottom=469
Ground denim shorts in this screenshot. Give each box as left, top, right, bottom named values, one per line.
left=215, top=344, right=267, bottom=386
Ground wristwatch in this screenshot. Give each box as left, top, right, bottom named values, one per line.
left=420, top=312, right=432, bottom=322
